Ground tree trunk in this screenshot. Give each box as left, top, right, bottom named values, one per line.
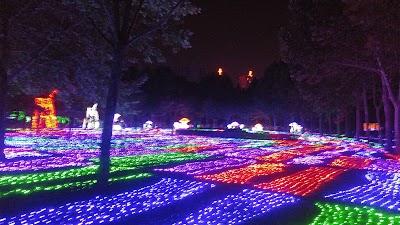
left=355, top=98, right=361, bottom=140
left=0, top=14, right=9, bottom=161
left=375, top=107, right=383, bottom=142
left=381, top=80, right=393, bottom=152
left=318, top=114, right=323, bottom=134
left=273, top=115, right=277, bottom=131
left=336, top=113, right=341, bottom=136
left=327, top=113, right=332, bottom=134
left=98, top=47, right=123, bottom=187
left=362, top=81, right=370, bottom=139
left=394, top=105, right=400, bottom=154
left=372, top=77, right=383, bottom=143
left=0, top=73, right=7, bottom=161
left=300, top=113, right=305, bottom=129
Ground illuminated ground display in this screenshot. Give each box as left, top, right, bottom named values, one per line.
left=0, top=129, right=399, bottom=225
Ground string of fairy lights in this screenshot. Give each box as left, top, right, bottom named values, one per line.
left=155, top=157, right=257, bottom=175
left=310, top=202, right=400, bottom=225
left=325, top=171, right=400, bottom=212
left=0, top=129, right=399, bottom=224
left=171, top=190, right=299, bottom=225
left=0, top=179, right=216, bottom=225
left=254, top=167, right=348, bottom=196
left=195, top=163, right=287, bottom=184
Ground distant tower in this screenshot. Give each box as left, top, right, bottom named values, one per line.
left=238, top=70, right=254, bottom=89
left=218, top=68, right=223, bottom=76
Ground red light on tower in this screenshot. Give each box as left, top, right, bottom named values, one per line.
left=218, top=68, right=223, bottom=76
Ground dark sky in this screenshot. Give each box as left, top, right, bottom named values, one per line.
left=167, top=0, right=289, bottom=81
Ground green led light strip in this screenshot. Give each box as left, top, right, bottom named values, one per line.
left=1, top=152, right=207, bottom=187
left=310, top=202, right=400, bottom=225
left=0, top=173, right=152, bottom=198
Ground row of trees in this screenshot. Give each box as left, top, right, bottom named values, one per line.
left=279, top=0, right=400, bottom=154
left=0, top=0, right=200, bottom=187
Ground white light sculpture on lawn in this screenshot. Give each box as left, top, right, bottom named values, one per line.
left=143, top=121, right=153, bottom=130
left=227, top=121, right=244, bottom=129
left=289, top=122, right=303, bottom=134
left=82, top=103, right=100, bottom=129
left=113, top=113, right=122, bottom=130
left=252, top=123, right=263, bottom=132
left=174, top=118, right=190, bottom=130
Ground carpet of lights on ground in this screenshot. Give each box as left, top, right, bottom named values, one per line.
left=0, top=128, right=399, bottom=224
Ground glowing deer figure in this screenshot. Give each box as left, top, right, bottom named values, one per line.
left=32, top=89, right=59, bottom=129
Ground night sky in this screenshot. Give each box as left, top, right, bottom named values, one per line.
left=167, top=0, right=289, bottom=81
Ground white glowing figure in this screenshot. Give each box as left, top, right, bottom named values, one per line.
left=227, top=121, right=244, bottom=129
left=252, top=123, right=263, bottom=132
left=174, top=118, right=190, bottom=130
left=289, top=122, right=303, bottom=134
left=113, top=113, right=122, bottom=130
left=82, top=103, right=100, bottom=129
left=143, top=121, right=153, bottom=130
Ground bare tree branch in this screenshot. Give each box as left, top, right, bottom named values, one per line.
left=375, top=55, right=398, bottom=104
left=126, top=0, right=186, bottom=48
left=120, top=0, right=133, bottom=41
left=333, top=61, right=380, bottom=73
left=9, top=21, right=83, bottom=81
left=8, top=1, right=35, bottom=26
left=9, top=41, right=51, bottom=81
left=113, top=1, right=121, bottom=38
left=127, top=0, right=146, bottom=37
left=100, top=0, right=118, bottom=43
left=87, top=15, right=113, bottom=46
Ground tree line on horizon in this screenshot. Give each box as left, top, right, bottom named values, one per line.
left=1, top=0, right=399, bottom=188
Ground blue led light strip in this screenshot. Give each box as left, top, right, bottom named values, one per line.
left=172, top=189, right=298, bottom=225
left=0, top=178, right=215, bottom=225
left=325, top=171, right=400, bottom=212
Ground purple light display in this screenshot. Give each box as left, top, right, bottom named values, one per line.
left=367, top=159, right=400, bottom=173
left=0, top=156, right=93, bottom=172
left=154, top=158, right=257, bottom=175
left=0, top=178, right=215, bottom=225
left=171, top=189, right=298, bottom=225
left=288, top=155, right=326, bottom=165
left=225, top=149, right=277, bottom=159
left=325, top=171, right=400, bottom=212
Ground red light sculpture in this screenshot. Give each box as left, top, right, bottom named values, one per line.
left=32, top=89, right=59, bottom=129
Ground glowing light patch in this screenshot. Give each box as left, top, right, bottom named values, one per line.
left=200, top=148, right=240, bottom=156
left=325, top=171, right=400, bottom=212
left=254, top=167, right=348, bottom=196
left=0, top=178, right=215, bottom=225
left=32, top=89, right=59, bottom=128
left=288, top=155, right=326, bottom=165
left=155, top=158, right=257, bottom=175
left=367, top=159, right=400, bottom=173
left=257, top=151, right=298, bottom=162
left=225, top=149, right=277, bottom=159
left=162, top=145, right=211, bottom=153
left=195, top=163, right=286, bottom=184
left=310, top=202, right=400, bottom=225
left=251, top=123, right=263, bottom=132
left=256, top=144, right=330, bottom=162
left=172, top=190, right=299, bottom=225
left=0, top=173, right=152, bottom=198
left=289, top=122, right=302, bottom=133
left=329, top=156, right=373, bottom=169
left=0, top=156, right=92, bottom=172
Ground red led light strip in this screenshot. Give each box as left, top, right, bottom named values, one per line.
left=257, top=146, right=332, bottom=162
left=166, top=145, right=211, bottom=153
left=195, top=163, right=286, bottom=184
left=329, top=156, right=373, bottom=169
left=254, top=167, right=348, bottom=196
